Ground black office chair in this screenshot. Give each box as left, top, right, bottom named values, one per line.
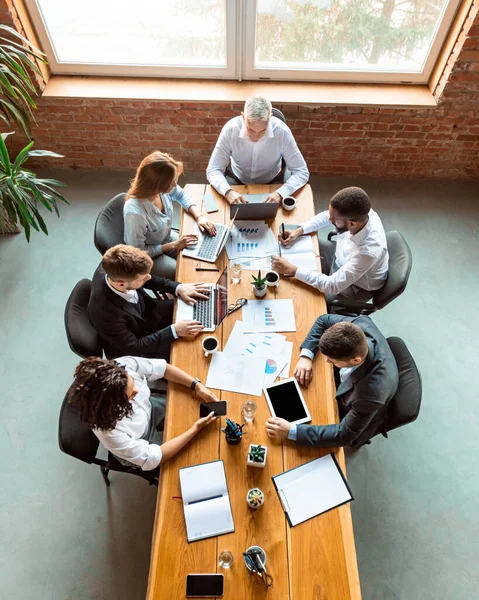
left=385, top=336, right=422, bottom=432
left=65, top=279, right=103, bottom=358
left=329, top=230, right=412, bottom=315
left=272, top=107, right=286, bottom=123
left=58, top=392, right=159, bottom=487
left=94, top=193, right=126, bottom=256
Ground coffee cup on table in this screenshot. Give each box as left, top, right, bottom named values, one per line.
left=282, top=196, right=297, bottom=211
left=265, top=270, right=280, bottom=288
left=202, top=336, right=219, bottom=357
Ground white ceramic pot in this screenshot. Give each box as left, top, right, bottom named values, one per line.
left=253, top=285, right=267, bottom=298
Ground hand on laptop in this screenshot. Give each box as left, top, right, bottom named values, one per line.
left=174, top=234, right=199, bottom=251
left=294, top=357, right=313, bottom=387
left=225, top=190, right=248, bottom=204
left=197, top=216, right=216, bottom=236
left=175, top=320, right=205, bottom=338
left=177, top=283, right=210, bottom=305
left=278, top=226, right=303, bottom=247
left=266, top=417, right=291, bottom=440
left=271, top=256, right=298, bottom=277
left=265, top=192, right=281, bottom=203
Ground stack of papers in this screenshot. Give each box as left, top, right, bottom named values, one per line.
left=226, top=220, right=278, bottom=262
left=280, top=235, right=318, bottom=272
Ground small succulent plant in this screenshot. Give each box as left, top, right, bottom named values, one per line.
left=251, top=270, right=267, bottom=289
left=248, top=444, right=266, bottom=463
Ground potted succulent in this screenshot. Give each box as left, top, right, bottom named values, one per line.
left=247, top=443, right=268, bottom=468
left=246, top=488, right=265, bottom=510
left=251, top=270, right=267, bottom=298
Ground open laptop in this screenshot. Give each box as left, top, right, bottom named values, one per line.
left=229, top=195, right=279, bottom=221
left=182, top=211, right=238, bottom=264
left=175, top=267, right=229, bottom=332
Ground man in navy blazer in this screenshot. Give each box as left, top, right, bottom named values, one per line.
left=88, top=244, right=209, bottom=359
left=266, top=315, right=399, bottom=447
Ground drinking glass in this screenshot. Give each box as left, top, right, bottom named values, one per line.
left=243, top=400, right=257, bottom=423
left=231, top=263, right=243, bottom=284
left=219, top=550, right=234, bottom=568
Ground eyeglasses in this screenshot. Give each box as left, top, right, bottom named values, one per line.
left=227, top=297, right=248, bottom=316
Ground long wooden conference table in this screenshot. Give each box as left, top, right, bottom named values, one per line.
left=147, top=184, right=361, bottom=600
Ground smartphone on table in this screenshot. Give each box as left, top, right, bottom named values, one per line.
left=186, top=574, right=224, bottom=597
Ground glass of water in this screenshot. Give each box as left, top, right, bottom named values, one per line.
left=231, top=263, right=243, bottom=284
left=243, top=400, right=257, bottom=423
left=219, top=550, right=234, bottom=568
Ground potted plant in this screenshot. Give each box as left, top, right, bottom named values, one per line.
left=251, top=270, right=267, bottom=298
left=0, top=24, right=67, bottom=239
left=247, top=443, right=268, bottom=468
left=246, top=488, right=265, bottom=509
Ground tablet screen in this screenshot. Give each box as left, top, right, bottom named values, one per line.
left=267, top=380, right=308, bottom=422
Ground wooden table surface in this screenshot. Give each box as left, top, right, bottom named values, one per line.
left=146, top=184, right=361, bottom=600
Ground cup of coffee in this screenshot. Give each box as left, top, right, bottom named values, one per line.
left=282, top=196, right=297, bottom=211
left=202, top=336, right=219, bottom=357
left=265, top=270, right=280, bottom=288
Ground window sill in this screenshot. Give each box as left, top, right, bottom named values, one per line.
left=43, top=76, right=437, bottom=108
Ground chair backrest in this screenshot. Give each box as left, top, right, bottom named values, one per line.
left=272, top=107, right=286, bottom=124
left=65, top=279, right=103, bottom=358
left=58, top=392, right=100, bottom=464
left=94, top=193, right=127, bottom=255
left=373, top=231, right=412, bottom=311
left=386, top=336, right=422, bottom=432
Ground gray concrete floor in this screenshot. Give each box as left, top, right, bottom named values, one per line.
left=0, top=169, right=478, bottom=600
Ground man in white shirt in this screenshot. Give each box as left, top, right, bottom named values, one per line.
left=272, top=187, right=388, bottom=304
left=206, top=96, right=309, bottom=204
left=68, top=355, right=219, bottom=471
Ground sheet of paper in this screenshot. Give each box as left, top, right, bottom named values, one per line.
left=282, top=252, right=318, bottom=272
left=226, top=220, right=278, bottom=259
left=223, top=320, right=245, bottom=356
left=261, top=349, right=288, bottom=387
left=277, top=341, right=294, bottom=378
left=275, top=454, right=353, bottom=527
left=180, top=460, right=227, bottom=505
left=242, top=299, right=296, bottom=333
left=281, top=235, right=315, bottom=255
left=242, top=332, right=286, bottom=357
left=230, top=257, right=272, bottom=271
left=183, top=495, right=234, bottom=542
left=206, top=351, right=265, bottom=396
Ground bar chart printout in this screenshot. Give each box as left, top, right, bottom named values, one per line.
left=242, top=300, right=296, bottom=333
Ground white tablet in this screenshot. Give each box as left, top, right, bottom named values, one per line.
left=263, top=378, right=312, bottom=425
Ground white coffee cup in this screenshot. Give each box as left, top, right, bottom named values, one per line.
left=282, top=196, right=297, bottom=211
left=202, top=336, right=219, bottom=357
left=265, top=270, right=280, bottom=288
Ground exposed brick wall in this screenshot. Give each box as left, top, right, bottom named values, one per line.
left=3, top=0, right=479, bottom=178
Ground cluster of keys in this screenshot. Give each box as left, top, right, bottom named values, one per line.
left=243, top=547, right=273, bottom=589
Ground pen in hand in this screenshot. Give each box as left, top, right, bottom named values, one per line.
left=281, top=223, right=286, bottom=241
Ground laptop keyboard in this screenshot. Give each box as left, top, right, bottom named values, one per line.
left=193, top=293, right=214, bottom=329
left=196, top=225, right=228, bottom=260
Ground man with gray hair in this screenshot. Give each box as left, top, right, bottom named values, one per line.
left=206, top=96, right=309, bottom=204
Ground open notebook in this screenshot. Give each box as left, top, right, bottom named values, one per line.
left=280, top=235, right=318, bottom=272
left=273, top=453, right=353, bottom=527
left=179, top=460, right=235, bottom=543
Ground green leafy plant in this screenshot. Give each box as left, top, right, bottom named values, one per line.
left=248, top=444, right=266, bottom=463
left=0, top=24, right=47, bottom=138
left=0, top=132, right=68, bottom=241
left=251, top=270, right=267, bottom=289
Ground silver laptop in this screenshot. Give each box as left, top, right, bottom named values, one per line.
left=175, top=267, right=229, bottom=332
left=229, top=194, right=279, bottom=221
left=182, top=212, right=238, bottom=264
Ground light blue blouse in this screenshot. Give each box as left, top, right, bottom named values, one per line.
left=123, top=185, right=195, bottom=257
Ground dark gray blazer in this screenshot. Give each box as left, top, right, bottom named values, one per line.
left=88, top=265, right=180, bottom=359
left=297, top=315, right=399, bottom=448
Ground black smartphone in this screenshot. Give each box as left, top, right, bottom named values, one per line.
left=186, top=574, right=224, bottom=597
left=200, top=401, right=227, bottom=418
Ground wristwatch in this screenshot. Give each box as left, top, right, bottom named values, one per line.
left=190, top=378, right=201, bottom=391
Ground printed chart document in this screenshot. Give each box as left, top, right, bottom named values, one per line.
left=242, top=299, right=296, bottom=333
left=277, top=341, right=294, bottom=378
left=206, top=351, right=265, bottom=396
left=226, top=221, right=277, bottom=260
left=281, top=235, right=318, bottom=272
left=273, top=454, right=353, bottom=527
left=179, top=460, right=234, bottom=542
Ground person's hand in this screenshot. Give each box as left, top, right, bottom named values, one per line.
left=278, top=226, right=303, bottom=247
left=193, top=411, right=218, bottom=433
left=294, top=356, right=313, bottom=387
left=176, top=283, right=211, bottom=305
left=175, top=320, right=204, bottom=338
left=174, top=234, right=199, bottom=251
left=266, top=417, right=291, bottom=440
left=194, top=384, right=220, bottom=403
left=197, top=216, right=216, bottom=236
left=265, top=192, right=281, bottom=203
left=271, top=255, right=297, bottom=277
left=225, top=190, right=248, bottom=204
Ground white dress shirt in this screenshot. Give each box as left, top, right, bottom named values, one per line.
left=295, top=209, right=388, bottom=295
left=93, top=356, right=167, bottom=471
left=206, top=115, right=309, bottom=199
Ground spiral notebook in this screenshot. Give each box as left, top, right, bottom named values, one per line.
left=179, top=460, right=235, bottom=543
left=273, top=453, right=353, bottom=527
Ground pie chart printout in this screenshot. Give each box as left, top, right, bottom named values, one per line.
left=265, top=358, right=278, bottom=375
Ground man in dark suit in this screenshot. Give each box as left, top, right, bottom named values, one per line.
left=88, top=244, right=209, bottom=359
left=266, top=315, right=399, bottom=447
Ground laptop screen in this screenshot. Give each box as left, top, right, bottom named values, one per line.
left=215, top=267, right=228, bottom=326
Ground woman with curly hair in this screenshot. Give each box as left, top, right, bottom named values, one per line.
left=68, top=355, right=218, bottom=471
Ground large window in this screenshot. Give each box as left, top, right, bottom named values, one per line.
left=26, top=0, right=461, bottom=83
